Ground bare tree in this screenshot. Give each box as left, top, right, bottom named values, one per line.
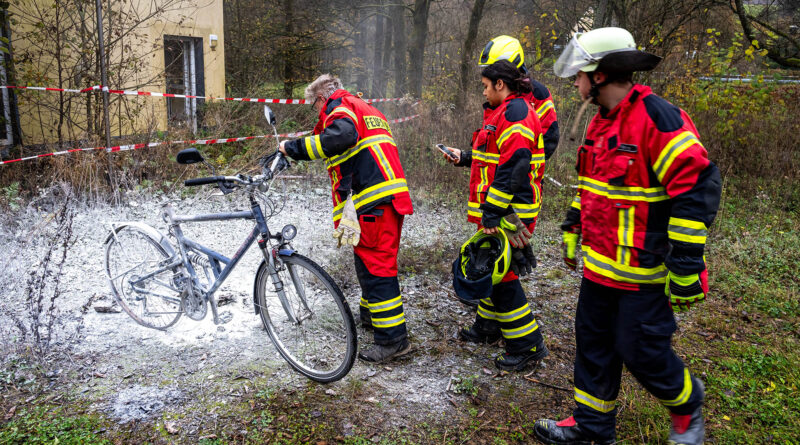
left=457, top=0, right=487, bottom=108
left=408, top=0, right=431, bottom=99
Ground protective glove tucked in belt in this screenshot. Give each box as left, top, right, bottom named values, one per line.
left=332, top=196, right=360, bottom=248
left=665, top=270, right=707, bottom=312
left=562, top=231, right=579, bottom=270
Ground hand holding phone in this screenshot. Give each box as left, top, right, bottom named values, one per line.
left=436, top=144, right=459, bottom=162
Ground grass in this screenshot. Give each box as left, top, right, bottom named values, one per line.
left=0, top=405, right=111, bottom=445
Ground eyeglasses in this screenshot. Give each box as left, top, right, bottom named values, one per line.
left=311, top=96, right=322, bottom=109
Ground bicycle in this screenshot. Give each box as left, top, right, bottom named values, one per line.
left=104, top=106, right=357, bottom=383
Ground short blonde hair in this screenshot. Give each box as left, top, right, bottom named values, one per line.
left=304, top=74, right=343, bottom=102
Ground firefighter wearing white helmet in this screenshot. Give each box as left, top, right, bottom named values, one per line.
left=533, top=28, right=721, bottom=445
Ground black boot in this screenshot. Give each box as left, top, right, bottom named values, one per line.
left=358, top=338, right=412, bottom=364
left=495, top=342, right=549, bottom=371
left=458, top=326, right=501, bottom=344
left=533, top=417, right=615, bottom=445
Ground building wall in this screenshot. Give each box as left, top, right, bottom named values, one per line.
left=7, top=0, right=225, bottom=147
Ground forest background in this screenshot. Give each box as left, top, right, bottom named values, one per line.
left=1, top=0, right=799, bottom=443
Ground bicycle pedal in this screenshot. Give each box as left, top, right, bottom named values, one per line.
left=214, top=311, right=233, bottom=325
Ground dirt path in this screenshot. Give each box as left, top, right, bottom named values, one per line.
left=0, top=181, right=584, bottom=443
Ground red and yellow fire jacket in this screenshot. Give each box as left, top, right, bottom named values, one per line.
left=523, top=79, right=559, bottom=160
left=561, top=84, right=721, bottom=290
left=458, top=94, right=545, bottom=230
left=283, top=89, right=413, bottom=227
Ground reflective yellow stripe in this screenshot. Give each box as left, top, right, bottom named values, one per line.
left=501, top=319, right=539, bottom=339
left=536, top=100, right=555, bottom=119
left=325, top=134, right=396, bottom=168
left=578, top=176, right=669, bottom=202
left=530, top=153, right=546, bottom=164
left=480, top=297, right=493, bottom=306
left=332, top=200, right=345, bottom=222
left=372, top=312, right=405, bottom=328
left=478, top=165, right=489, bottom=192
left=304, top=134, right=323, bottom=160
left=511, top=202, right=540, bottom=219
left=359, top=297, right=368, bottom=308
left=468, top=201, right=483, bottom=218
left=473, top=151, right=500, bottom=164
left=571, top=195, right=581, bottom=210
left=654, top=131, right=702, bottom=182
left=486, top=187, right=512, bottom=208
left=352, top=178, right=408, bottom=210
left=574, top=388, right=615, bottom=413
left=617, top=246, right=631, bottom=266
left=370, top=146, right=396, bottom=180
left=368, top=295, right=403, bottom=312
left=496, top=124, right=537, bottom=149
left=329, top=106, right=358, bottom=123
left=582, top=245, right=668, bottom=284
left=468, top=201, right=539, bottom=219
left=668, top=217, right=708, bottom=245
left=660, top=368, right=693, bottom=407
left=617, top=206, right=635, bottom=247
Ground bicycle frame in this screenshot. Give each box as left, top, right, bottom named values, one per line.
left=159, top=193, right=297, bottom=325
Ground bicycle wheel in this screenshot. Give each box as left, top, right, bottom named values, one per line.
left=105, top=225, right=183, bottom=330
left=255, top=253, right=356, bottom=383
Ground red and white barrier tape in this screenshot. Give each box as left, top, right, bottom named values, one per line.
left=5, top=84, right=409, bottom=105
left=0, top=114, right=420, bottom=165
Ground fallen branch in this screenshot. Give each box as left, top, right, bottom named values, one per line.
left=523, top=375, right=571, bottom=392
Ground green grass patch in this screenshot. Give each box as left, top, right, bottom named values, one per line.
left=0, top=405, right=110, bottom=445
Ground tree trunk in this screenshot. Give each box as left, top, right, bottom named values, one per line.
left=283, top=0, right=295, bottom=98
left=355, top=8, right=368, bottom=92
left=457, top=0, right=487, bottom=109
left=391, top=3, right=407, bottom=96
left=372, top=4, right=385, bottom=97
left=380, top=10, right=392, bottom=98
left=407, top=0, right=431, bottom=99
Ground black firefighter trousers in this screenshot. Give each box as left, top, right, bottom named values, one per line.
left=572, top=277, right=704, bottom=439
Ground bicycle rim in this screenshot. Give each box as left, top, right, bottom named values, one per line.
left=256, top=253, right=356, bottom=383
left=105, top=226, right=183, bottom=330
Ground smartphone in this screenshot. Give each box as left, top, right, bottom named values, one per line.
left=435, top=143, right=457, bottom=160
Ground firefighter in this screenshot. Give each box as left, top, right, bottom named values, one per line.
left=278, top=74, right=413, bottom=364
left=443, top=60, right=549, bottom=371
left=532, top=28, right=721, bottom=445
left=478, top=35, right=560, bottom=160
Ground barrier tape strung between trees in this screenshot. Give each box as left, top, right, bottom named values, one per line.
left=0, top=114, right=420, bottom=166
left=2, top=84, right=412, bottom=104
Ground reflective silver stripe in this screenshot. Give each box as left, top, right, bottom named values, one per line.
left=574, top=388, right=615, bottom=413
left=369, top=295, right=402, bottom=312
left=371, top=146, right=396, bottom=180
left=494, top=305, right=530, bottom=322
left=501, top=320, right=538, bottom=338
left=667, top=224, right=707, bottom=239
left=372, top=313, right=405, bottom=328
left=477, top=306, right=496, bottom=320
left=473, top=151, right=500, bottom=164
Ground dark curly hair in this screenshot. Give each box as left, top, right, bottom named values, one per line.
left=481, top=60, right=533, bottom=95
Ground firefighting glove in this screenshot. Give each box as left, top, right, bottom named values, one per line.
left=510, top=245, right=537, bottom=277
left=562, top=231, right=579, bottom=270
left=665, top=271, right=706, bottom=313
left=499, top=214, right=532, bottom=248
left=332, top=195, right=360, bottom=248
left=260, top=151, right=290, bottom=180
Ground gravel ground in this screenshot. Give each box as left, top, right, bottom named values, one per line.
left=0, top=180, right=582, bottom=440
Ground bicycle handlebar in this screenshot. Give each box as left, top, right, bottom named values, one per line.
left=185, top=176, right=228, bottom=187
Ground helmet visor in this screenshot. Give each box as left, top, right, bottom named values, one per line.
left=553, top=33, right=597, bottom=78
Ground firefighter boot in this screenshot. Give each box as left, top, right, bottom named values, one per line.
left=458, top=326, right=501, bottom=344
left=495, top=341, right=549, bottom=371
left=533, top=416, right=616, bottom=445
left=358, top=338, right=412, bottom=364
left=668, top=378, right=705, bottom=445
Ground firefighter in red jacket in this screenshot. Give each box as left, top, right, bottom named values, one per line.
left=478, top=35, right=560, bottom=160
left=279, top=74, right=413, bottom=364
left=533, top=28, right=721, bottom=445
left=444, top=60, right=549, bottom=371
